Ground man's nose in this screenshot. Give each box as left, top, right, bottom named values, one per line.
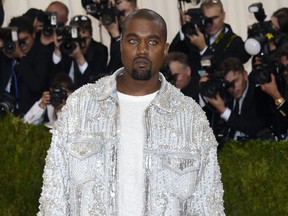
left=137, top=41, right=148, bottom=55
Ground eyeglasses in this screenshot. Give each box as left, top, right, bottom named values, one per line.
left=72, top=15, right=89, bottom=22
left=202, top=0, right=220, bottom=4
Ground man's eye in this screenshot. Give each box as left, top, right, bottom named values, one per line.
left=129, top=39, right=138, bottom=44
left=148, top=40, right=157, bottom=45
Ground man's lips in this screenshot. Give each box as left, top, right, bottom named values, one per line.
left=133, top=58, right=151, bottom=67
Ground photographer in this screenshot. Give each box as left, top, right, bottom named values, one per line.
left=40, top=1, right=69, bottom=46
left=270, top=7, right=288, bottom=57
left=163, top=51, right=199, bottom=101
left=0, top=15, right=51, bottom=116
left=52, top=15, right=108, bottom=89
left=170, top=0, right=250, bottom=75
left=260, top=47, right=288, bottom=138
left=200, top=57, right=276, bottom=144
left=83, top=0, right=138, bottom=73
left=24, top=73, right=74, bottom=128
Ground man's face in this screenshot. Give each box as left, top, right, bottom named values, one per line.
left=18, top=31, right=35, bottom=55
left=168, top=61, right=191, bottom=89
left=116, top=0, right=136, bottom=28
left=120, top=18, right=169, bottom=81
left=280, top=55, right=288, bottom=83
left=203, top=5, right=225, bottom=36
left=225, top=70, right=248, bottom=99
left=46, top=4, right=68, bottom=25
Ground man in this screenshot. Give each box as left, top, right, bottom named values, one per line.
left=52, top=15, right=108, bottom=89
left=102, top=0, right=138, bottom=73
left=202, top=57, right=276, bottom=143
left=40, top=1, right=69, bottom=46
left=23, top=73, right=74, bottom=127
left=163, top=51, right=199, bottom=101
left=260, top=47, right=288, bottom=137
left=169, top=0, right=250, bottom=73
left=38, top=9, right=225, bottom=215
left=0, top=16, right=51, bottom=116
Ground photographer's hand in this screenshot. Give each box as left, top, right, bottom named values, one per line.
left=39, top=91, right=50, bottom=109
left=260, top=73, right=282, bottom=100
left=206, top=93, right=226, bottom=114
left=69, top=42, right=86, bottom=66
left=53, top=32, right=62, bottom=57
left=102, top=16, right=121, bottom=38
left=186, top=27, right=207, bottom=52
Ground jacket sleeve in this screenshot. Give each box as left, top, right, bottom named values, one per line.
left=189, top=108, right=225, bottom=215
left=37, top=108, right=70, bottom=215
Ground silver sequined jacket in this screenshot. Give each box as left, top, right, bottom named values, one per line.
left=38, top=68, right=225, bottom=216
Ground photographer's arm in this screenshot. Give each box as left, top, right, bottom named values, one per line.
left=261, top=74, right=287, bottom=118
left=186, top=27, right=207, bottom=53
left=23, top=91, right=50, bottom=125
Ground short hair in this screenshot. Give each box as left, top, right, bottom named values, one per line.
left=127, top=0, right=137, bottom=7
left=272, top=7, right=288, bottom=33
left=164, top=52, right=189, bottom=67
left=70, top=15, right=92, bottom=34
left=9, top=16, right=34, bottom=34
left=50, top=73, right=74, bottom=91
left=200, top=0, right=224, bottom=13
left=279, top=45, right=288, bottom=58
left=46, top=1, right=69, bottom=24
left=220, top=57, right=245, bottom=75
left=122, top=8, right=167, bottom=41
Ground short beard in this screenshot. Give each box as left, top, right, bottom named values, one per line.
left=131, top=68, right=152, bottom=80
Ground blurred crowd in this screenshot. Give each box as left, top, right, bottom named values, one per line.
left=0, top=0, right=287, bottom=145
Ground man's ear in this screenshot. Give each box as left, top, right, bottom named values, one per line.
left=186, top=66, right=191, bottom=77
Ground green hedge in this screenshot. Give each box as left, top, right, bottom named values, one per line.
left=0, top=114, right=51, bottom=216
left=0, top=114, right=287, bottom=215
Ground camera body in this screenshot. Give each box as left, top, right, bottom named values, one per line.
left=81, top=0, right=119, bottom=25
left=182, top=8, right=212, bottom=36
left=0, top=27, right=18, bottom=54
left=38, top=12, right=58, bottom=37
left=0, top=92, right=16, bottom=117
left=199, top=55, right=233, bottom=99
left=252, top=56, right=280, bottom=85
left=245, top=2, right=276, bottom=56
left=160, top=64, right=177, bottom=86
left=50, top=88, right=68, bottom=107
left=200, top=73, right=232, bottom=99
left=56, top=25, right=82, bottom=55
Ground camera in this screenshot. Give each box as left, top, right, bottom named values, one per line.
left=199, top=55, right=233, bottom=98
left=0, top=92, right=16, bottom=117
left=200, top=73, right=232, bottom=99
left=0, top=27, right=18, bottom=54
left=252, top=56, right=280, bottom=85
left=160, top=63, right=177, bottom=86
left=244, top=2, right=275, bottom=56
left=56, top=25, right=82, bottom=55
left=50, top=88, right=68, bottom=107
left=81, top=0, right=119, bottom=25
left=181, top=8, right=213, bottom=36
left=38, top=11, right=58, bottom=37
left=178, top=0, right=201, bottom=5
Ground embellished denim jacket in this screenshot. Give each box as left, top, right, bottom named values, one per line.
left=38, top=68, right=225, bottom=216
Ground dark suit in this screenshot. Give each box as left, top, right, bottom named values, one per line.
left=54, top=39, right=108, bottom=89
left=209, top=76, right=276, bottom=145
left=15, top=40, right=52, bottom=115
left=0, top=40, right=52, bottom=115
left=107, top=38, right=122, bottom=74
left=170, top=24, right=251, bottom=68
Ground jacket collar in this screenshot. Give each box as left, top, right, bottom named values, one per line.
left=98, top=68, right=174, bottom=113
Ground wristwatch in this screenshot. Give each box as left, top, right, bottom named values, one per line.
left=275, top=97, right=285, bottom=106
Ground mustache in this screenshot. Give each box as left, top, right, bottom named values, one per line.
left=133, top=57, right=151, bottom=65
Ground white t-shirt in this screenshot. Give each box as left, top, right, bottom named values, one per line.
left=118, top=91, right=157, bottom=216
